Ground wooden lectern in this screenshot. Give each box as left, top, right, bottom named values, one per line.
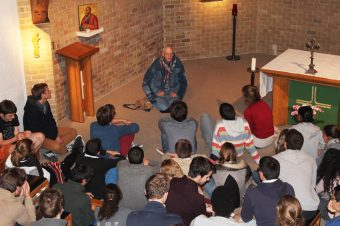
left=56, top=42, right=99, bottom=122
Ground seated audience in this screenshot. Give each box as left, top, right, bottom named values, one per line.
left=276, top=195, right=304, bottom=226
left=242, top=85, right=274, bottom=148
left=0, top=100, right=45, bottom=170
left=162, top=139, right=205, bottom=175
left=166, top=156, right=214, bottom=225
left=127, top=173, right=183, bottom=226
left=211, top=142, right=248, bottom=202
left=241, top=156, right=295, bottom=226
left=29, top=188, right=66, bottom=226
left=90, top=104, right=139, bottom=156
left=76, top=138, right=124, bottom=199
left=317, top=124, right=340, bottom=166
left=7, top=137, right=84, bottom=185
left=0, top=168, right=36, bottom=226
left=327, top=185, right=340, bottom=226
left=158, top=101, right=197, bottom=153
left=23, top=83, right=77, bottom=155
left=6, top=139, right=49, bottom=180
left=316, top=148, right=340, bottom=220
left=96, top=184, right=131, bottom=226
left=290, top=106, right=324, bottom=159
left=160, top=159, right=183, bottom=179
left=203, top=102, right=260, bottom=163
left=54, top=163, right=95, bottom=226
left=117, top=146, right=159, bottom=210
left=274, top=129, right=289, bottom=154
left=191, top=185, right=246, bottom=226
left=273, top=129, right=319, bottom=225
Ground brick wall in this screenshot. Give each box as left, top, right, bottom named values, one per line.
left=16, top=0, right=56, bottom=114
left=18, top=0, right=163, bottom=120
left=256, top=0, right=340, bottom=55
left=163, top=0, right=258, bottom=60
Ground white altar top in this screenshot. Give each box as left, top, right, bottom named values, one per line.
left=260, top=49, right=340, bottom=97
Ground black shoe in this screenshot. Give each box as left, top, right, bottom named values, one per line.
left=72, top=135, right=84, bottom=154
left=160, top=108, right=171, bottom=113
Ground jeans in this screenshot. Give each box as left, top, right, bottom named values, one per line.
left=152, top=95, right=178, bottom=111
left=204, top=177, right=216, bottom=198
left=200, top=113, right=215, bottom=155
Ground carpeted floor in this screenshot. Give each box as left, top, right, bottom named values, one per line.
left=59, top=53, right=277, bottom=169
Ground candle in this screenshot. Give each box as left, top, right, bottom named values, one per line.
left=232, top=4, right=238, bottom=16
left=251, top=58, right=256, bottom=71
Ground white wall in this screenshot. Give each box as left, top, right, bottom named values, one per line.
left=0, top=1, right=26, bottom=126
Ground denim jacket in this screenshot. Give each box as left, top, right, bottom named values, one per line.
left=142, top=56, right=187, bottom=102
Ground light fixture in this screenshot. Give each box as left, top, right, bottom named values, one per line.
left=32, top=32, right=41, bottom=58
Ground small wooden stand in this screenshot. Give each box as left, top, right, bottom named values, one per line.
left=56, top=42, right=99, bottom=122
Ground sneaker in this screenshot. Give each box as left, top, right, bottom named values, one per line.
left=72, top=135, right=85, bottom=154
left=155, top=148, right=165, bottom=156
left=42, top=151, right=58, bottom=162
left=131, top=142, right=143, bottom=148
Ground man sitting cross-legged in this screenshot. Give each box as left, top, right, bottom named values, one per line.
left=165, top=156, right=214, bottom=225
left=240, top=156, right=295, bottom=226
left=127, top=173, right=183, bottom=226
left=23, top=83, right=77, bottom=155
left=158, top=100, right=197, bottom=153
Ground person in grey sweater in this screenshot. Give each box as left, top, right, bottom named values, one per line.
left=117, top=146, right=159, bottom=210
left=273, top=129, right=319, bottom=225
left=158, top=100, right=198, bottom=153
left=29, top=188, right=66, bottom=226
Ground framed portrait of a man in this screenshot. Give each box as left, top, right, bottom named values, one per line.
left=78, top=3, right=99, bottom=31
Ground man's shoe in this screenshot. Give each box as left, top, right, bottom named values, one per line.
left=42, top=151, right=58, bottom=162
left=155, top=148, right=165, bottom=156
left=72, top=135, right=85, bottom=154
left=131, top=142, right=143, bottom=148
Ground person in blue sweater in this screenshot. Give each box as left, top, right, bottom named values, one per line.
left=127, top=173, right=183, bottom=226
left=90, top=104, right=139, bottom=156
left=240, top=156, right=295, bottom=226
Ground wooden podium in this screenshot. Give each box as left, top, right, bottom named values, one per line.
left=56, top=42, right=99, bottom=122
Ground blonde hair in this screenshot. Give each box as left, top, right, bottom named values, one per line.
left=276, top=195, right=304, bottom=226
left=11, top=139, right=33, bottom=166
left=160, top=159, right=183, bottom=179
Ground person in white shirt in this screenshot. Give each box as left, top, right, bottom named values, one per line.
left=273, top=129, right=319, bottom=225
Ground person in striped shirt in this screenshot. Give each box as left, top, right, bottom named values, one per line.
left=211, top=103, right=260, bottom=164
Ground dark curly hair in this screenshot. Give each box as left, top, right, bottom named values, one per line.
left=317, top=148, right=340, bottom=195
left=97, top=184, right=122, bottom=221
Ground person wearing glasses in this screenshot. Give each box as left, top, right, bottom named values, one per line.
left=142, top=46, right=187, bottom=112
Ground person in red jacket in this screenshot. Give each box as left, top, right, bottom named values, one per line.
left=242, top=85, right=274, bottom=148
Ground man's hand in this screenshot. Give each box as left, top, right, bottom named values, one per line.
left=123, top=120, right=132, bottom=125
left=107, top=150, right=120, bottom=156
left=56, top=136, right=63, bottom=144
left=170, top=92, right=177, bottom=98
left=23, top=131, right=31, bottom=138
left=143, top=159, right=150, bottom=166
left=157, top=91, right=165, bottom=97
left=206, top=203, right=214, bottom=214
left=16, top=133, right=25, bottom=141
left=21, top=181, right=30, bottom=198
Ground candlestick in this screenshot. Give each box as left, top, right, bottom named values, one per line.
left=232, top=4, right=237, bottom=16
left=251, top=58, right=256, bottom=71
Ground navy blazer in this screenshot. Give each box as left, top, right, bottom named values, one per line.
left=126, top=201, right=182, bottom=226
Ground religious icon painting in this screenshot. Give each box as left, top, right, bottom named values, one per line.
left=78, top=3, right=99, bottom=31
